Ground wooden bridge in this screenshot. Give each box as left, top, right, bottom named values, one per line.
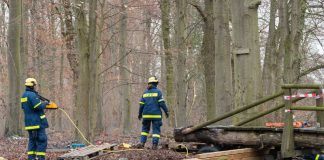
left=175, top=84, right=324, bottom=159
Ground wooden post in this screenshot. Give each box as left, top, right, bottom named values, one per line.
left=281, top=89, right=295, bottom=158
left=316, top=89, right=324, bottom=127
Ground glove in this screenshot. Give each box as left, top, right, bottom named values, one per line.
left=165, top=112, right=169, bottom=118
left=138, top=115, right=142, bottom=120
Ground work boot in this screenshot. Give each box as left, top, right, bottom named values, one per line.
left=152, top=144, right=158, bottom=150
left=135, top=142, right=145, bottom=149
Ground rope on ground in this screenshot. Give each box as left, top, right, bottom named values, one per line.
left=178, top=144, right=189, bottom=156
left=58, top=108, right=93, bottom=145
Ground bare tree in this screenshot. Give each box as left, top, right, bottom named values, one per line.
left=230, top=0, right=262, bottom=125
left=160, top=0, right=175, bottom=126
left=119, top=0, right=131, bottom=133
left=175, top=0, right=187, bottom=127
left=5, top=0, right=23, bottom=136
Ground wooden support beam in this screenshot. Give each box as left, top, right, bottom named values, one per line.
left=281, top=84, right=324, bottom=89
left=290, top=106, right=324, bottom=111
left=235, top=89, right=318, bottom=126
left=182, top=91, right=284, bottom=134
left=281, top=89, right=295, bottom=158
left=316, top=89, right=324, bottom=127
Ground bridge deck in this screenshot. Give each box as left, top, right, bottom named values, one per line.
left=209, top=126, right=324, bottom=133
left=174, top=126, right=324, bottom=149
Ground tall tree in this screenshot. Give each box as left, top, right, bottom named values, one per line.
left=200, top=0, right=216, bottom=120
left=75, top=0, right=90, bottom=142
left=5, top=0, right=22, bottom=136
left=49, top=0, right=57, bottom=129
left=283, top=0, right=306, bottom=83
left=175, top=0, right=187, bottom=127
left=230, top=0, right=262, bottom=125
left=160, top=0, right=175, bottom=126
left=262, top=0, right=280, bottom=96
left=214, top=0, right=232, bottom=122
left=119, top=0, right=131, bottom=133
left=88, top=0, right=100, bottom=139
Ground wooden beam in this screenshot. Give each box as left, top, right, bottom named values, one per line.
left=235, top=89, right=318, bottom=126
left=183, top=148, right=263, bottom=160
left=290, top=106, right=324, bottom=111
left=182, top=91, right=284, bottom=134
left=281, top=84, right=324, bottom=89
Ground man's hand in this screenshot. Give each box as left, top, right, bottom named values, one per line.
left=165, top=112, right=169, bottom=118
left=43, top=101, right=49, bottom=106
left=138, top=115, right=142, bottom=120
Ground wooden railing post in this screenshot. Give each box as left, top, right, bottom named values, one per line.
left=281, top=88, right=295, bottom=158
left=316, top=88, right=324, bottom=127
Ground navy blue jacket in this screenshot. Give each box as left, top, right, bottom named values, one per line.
left=139, top=85, right=168, bottom=120
left=21, top=87, right=48, bottom=130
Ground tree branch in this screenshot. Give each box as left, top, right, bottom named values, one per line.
left=298, top=64, right=324, bottom=78
left=188, top=1, right=207, bottom=22
left=98, top=49, right=132, bottom=76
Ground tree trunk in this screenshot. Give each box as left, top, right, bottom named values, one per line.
left=261, top=0, right=282, bottom=122
left=88, top=0, right=99, bottom=140
left=262, top=0, right=279, bottom=97
left=283, top=0, right=306, bottom=84
left=62, top=0, right=78, bottom=122
left=119, top=0, right=131, bottom=134
left=230, top=0, right=262, bottom=125
left=75, top=0, right=90, bottom=142
left=201, top=0, right=216, bottom=121
left=5, top=0, right=22, bottom=136
left=214, top=0, right=232, bottom=124
left=160, top=0, right=175, bottom=127
left=175, top=0, right=187, bottom=127
left=49, top=0, right=57, bottom=129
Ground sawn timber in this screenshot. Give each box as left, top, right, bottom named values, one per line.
left=174, top=126, right=324, bottom=149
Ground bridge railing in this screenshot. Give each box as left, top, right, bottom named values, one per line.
left=181, top=84, right=324, bottom=158
left=281, top=84, right=324, bottom=158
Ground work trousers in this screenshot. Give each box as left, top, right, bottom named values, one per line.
left=27, top=128, right=47, bottom=160
left=140, top=119, right=162, bottom=144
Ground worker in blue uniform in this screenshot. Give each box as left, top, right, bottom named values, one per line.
left=137, top=76, right=169, bottom=150
left=21, top=78, right=49, bottom=160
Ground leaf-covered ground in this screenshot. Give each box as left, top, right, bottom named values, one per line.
left=95, top=149, right=187, bottom=160
left=0, top=132, right=189, bottom=160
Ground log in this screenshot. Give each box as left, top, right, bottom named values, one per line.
left=174, top=127, right=324, bottom=149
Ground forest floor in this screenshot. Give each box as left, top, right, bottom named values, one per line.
left=0, top=131, right=189, bottom=160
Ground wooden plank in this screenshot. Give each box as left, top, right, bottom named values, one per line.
left=196, top=148, right=255, bottom=158
left=58, top=143, right=114, bottom=159
left=194, top=148, right=262, bottom=160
